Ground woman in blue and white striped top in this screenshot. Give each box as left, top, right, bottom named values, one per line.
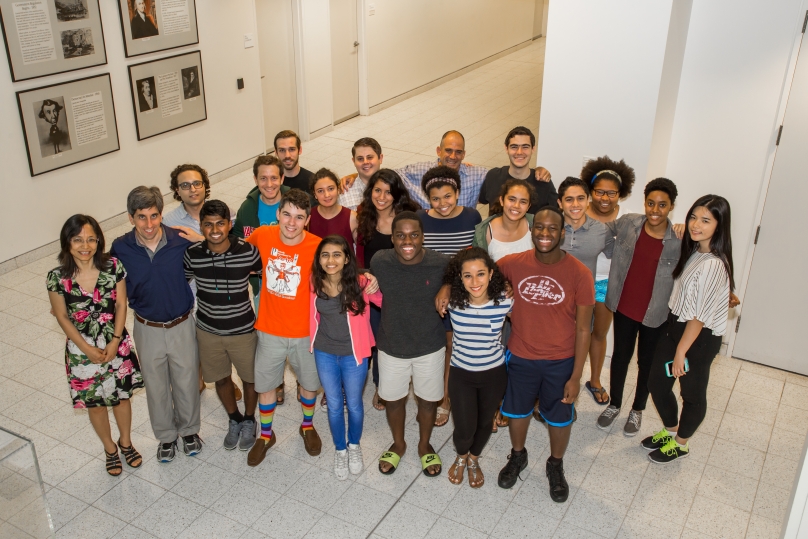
left=444, top=247, right=512, bottom=489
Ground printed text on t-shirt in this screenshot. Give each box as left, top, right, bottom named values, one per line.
left=518, top=275, right=565, bottom=305
left=266, top=248, right=301, bottom=299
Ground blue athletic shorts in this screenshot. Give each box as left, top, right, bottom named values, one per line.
left=501, top=352, right=575, bottom=427
left=594, top=279, right=608, bottom=303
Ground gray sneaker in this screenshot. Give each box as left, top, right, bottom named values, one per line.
left=157, top=441, right=176, bottom=463
left=239, top=419, right=257, bottom=451
left=623, top=409, right=642, bottom=437
left=596, top=405, right=621, bottom=430
left=224, top=420, right=241, bottom=450
left=181, top=434, right=204, bottom=456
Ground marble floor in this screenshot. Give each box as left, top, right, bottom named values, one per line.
left=2, top=38, right=808, bottom=539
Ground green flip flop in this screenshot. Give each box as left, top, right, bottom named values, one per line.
left=378, top=451, right=401, bottom=475
left=420, top=453, right=442, bottom=477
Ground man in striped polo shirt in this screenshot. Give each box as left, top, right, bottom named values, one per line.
left=183, top=200, right=263, bottom=454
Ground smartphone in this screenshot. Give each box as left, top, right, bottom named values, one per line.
left=665, top=358, right=690, bottom=377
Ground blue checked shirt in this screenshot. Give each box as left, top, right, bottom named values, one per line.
left=395, top=160, right=488, bottom=209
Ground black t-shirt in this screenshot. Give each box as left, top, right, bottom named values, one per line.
left=370, top=248, right=449, bottom=358
left=284, top=167, right=316, bottom=206
left=478, top=166, right=558, bottom=214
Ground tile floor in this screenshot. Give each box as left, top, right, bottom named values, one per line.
left=2, top=38, right=807, bottom=539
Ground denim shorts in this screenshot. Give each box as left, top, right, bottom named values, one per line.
left=594, top=278, right=608, bottom=303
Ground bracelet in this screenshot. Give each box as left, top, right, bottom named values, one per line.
left=112, top=334, right=123, bottom=341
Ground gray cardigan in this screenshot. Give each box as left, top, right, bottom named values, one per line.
left=605, top=213, right=681, bottom=328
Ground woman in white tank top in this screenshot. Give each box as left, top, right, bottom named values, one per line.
left=472, top=179, right=536, bottom=262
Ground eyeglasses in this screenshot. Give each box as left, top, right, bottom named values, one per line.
left=71, top=237, right=98, bottom=246
left=593, top=189, right=619, bottom=199
left=179, top=181, right=204, bottom=190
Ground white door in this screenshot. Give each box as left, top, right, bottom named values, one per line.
left=732, top=29, right=808, bottom=374
left=329, top=0, right=359, bottom=124
left=256, top=0, right=299, bottom=153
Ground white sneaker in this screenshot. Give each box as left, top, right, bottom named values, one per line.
left=334, top=449, right=349, bottom=480
left=347, top=443, right=363, bottom=475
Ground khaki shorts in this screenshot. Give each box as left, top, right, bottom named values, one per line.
left=254, top=331, right=321, bottom=394
left=196, top=328, right=256, bottom=384
left=378, top=348, right=445, bottom=402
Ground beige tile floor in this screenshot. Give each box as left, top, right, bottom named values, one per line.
left=2, top=38, right=807, bottom=539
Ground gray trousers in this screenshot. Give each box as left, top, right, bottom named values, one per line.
left=132, top=316, right=201, bottom=443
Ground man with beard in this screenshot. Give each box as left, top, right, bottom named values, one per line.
left=273, top=130, right=316, bottom=206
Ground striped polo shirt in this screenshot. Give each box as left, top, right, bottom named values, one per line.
left=183, top=236, right=263, bottom=336
left=417, top=206, right=482, bottom=256
left=449, top=297, right=513, bottom=371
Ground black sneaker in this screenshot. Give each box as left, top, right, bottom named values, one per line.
left=497, top=449, right=528, bottom=489
left=546, top=458, right=569, bottom=503
left=157, top=441, right=176, bottom=463
left=181, top=434, right=204, bottom=456
left=640, top=428, right=673, bottom=451
left=648, top=438, right=689, bottom=464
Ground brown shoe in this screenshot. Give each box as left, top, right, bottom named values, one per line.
left=247, top=432, right=275, bottom=466
left=233, top=382, right=242, bottom=402
left=299, top=426, right=321, bottom=456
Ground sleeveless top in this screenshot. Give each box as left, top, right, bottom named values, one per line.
left=487, top=221, right=533, bottom=262
left=595, top=208, right=621, bottom=281
left=309, top=206, right=354, bottom=253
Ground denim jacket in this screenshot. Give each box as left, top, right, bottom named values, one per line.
left=605, top=214, right=681, bottom=328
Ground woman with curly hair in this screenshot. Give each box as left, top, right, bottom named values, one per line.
left=47, top=215, right=144, bottom=476
left=579, top=156, right=636, bottom=405
left=355, top=168, right=419, bottom=410
left=443, top=247, right=512, bottom=488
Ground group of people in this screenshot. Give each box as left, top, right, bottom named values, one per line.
left=47, top=126, right=737, bottom=502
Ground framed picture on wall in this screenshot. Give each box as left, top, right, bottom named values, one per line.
left=127, top=49, right=206, bottom=140
left=0, top=0, right=107, bottom=82
left=16, top=72, right=120, bottom=176
left=116, top=0, right=198, bottom=58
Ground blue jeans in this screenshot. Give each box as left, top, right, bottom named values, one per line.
left=313, top=349, right=367, bottom=450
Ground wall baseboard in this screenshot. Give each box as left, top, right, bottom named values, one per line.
left=0, top=155, right=259, bottom=276
left=368, top=39, right=533, bottom=115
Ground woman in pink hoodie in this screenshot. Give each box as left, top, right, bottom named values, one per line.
left=309, top=235, right=382, bottom=480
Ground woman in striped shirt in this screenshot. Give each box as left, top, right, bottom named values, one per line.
left=444, top=247, right=512, bottom=488
left=644, top=195, right=735, bottom=464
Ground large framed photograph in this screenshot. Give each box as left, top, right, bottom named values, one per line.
left=116, top=0, right=198, bottom=58
left=0, top=0, right=107, bottom=82
left=16, top=72, right=119, bottom=176
left=127, top=49, right=205, bottom=140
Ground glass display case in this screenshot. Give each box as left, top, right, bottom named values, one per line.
left=0, top=427, right=54, bottom=538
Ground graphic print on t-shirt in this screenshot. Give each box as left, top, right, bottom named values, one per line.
left=266, top=247, right=301, bottom=298
left=518, top=275, right=565, bottom=306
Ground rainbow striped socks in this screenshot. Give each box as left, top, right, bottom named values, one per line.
left=259, top=402, right=275, bottom=440
left=300, top=395, right=315, bottom=431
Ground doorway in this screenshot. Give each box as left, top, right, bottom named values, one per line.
left=329, top=0, right=360, bottom=124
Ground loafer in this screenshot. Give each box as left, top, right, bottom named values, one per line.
left=299, top=426, right=322, bottom=456
left=247, top=432, right=276, bottom=467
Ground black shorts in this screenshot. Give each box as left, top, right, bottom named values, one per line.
left=501, top=352, right=575, bottom=427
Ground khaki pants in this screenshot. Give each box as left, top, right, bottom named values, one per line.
left=132, top=316, right=201, bottom=443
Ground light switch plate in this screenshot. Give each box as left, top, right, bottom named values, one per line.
left=368, top=3, right=375, bottom=15
left=244, top=33, right=255, bottom=48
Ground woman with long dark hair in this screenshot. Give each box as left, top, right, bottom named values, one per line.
left=644, top=195, right=735, bottom=463
left=443, top=247, right=511, bottom=488
left=46, top=215, right=144, bottom=476
left=355, top=168, right=419, bottom=410
left=309, top=235, right=382, bottom=479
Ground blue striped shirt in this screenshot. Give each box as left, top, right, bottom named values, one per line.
left=418, top=207, right=482, bottom=256
left=449, top=297, right=513, bottom=371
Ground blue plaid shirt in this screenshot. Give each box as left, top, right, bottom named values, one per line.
left=395, top=160, right=488, bottom=209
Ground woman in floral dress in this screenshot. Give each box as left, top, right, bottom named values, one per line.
left=47, top=215, right=144, bottom=476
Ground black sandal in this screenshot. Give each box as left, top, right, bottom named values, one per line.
left=105, top=450, right=123, bottom=476
left=117, top=439, right=142, bottom=468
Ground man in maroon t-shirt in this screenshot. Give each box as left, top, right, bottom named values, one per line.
left=496, top=206, right=595, bottom=502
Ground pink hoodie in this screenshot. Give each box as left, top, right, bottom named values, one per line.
left=309, top=274, right=382, bottom=364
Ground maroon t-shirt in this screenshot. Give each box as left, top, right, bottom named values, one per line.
left=498, top=251, right=595, bottom=360
left=617, top=225, right=664, bottom=322
left=308, top=206, right=354, bottom=254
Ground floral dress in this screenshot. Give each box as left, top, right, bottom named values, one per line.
left=46, top=257, right=143, bottom=409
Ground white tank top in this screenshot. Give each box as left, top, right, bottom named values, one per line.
left=595, top=207, right=621, bottom=281
left=487, top=223, right=533, bottom=262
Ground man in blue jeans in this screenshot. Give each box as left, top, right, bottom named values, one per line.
left=495, top=206, right=595, bottom=502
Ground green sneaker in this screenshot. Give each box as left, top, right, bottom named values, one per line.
left=640, top=428, right=672, bottom=451
left=648, top=438, right=689, bottom=464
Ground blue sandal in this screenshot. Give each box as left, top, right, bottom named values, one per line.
left=586, top=381, right=610, bottom=405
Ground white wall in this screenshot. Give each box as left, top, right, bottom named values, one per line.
left=299, top=0, right=334, bottom=133
left=0, top=1, right=265, bottom=262
left=364, top=0, right=535, bottom=107
left=536, top=0, right=674, bottom=214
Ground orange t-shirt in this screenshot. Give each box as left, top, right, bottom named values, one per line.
left=246, top=225, right=321, bottom=338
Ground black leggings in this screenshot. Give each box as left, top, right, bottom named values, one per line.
left=647, top=313, right=722, bottom=439
left=609, top=310, right=666, bottom=411
left=368, top=304, right=381, bottom=387
left=448, top=364, right=507, bottom=456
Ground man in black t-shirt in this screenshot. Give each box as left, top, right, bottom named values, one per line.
left=370, top=212, right=450, bottom=478
left=479, top=126, right=558, bottom=214
left=273, top=130, right=316, bottom=206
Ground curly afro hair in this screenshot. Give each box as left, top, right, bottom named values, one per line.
left=580, top=156, right=635, bottom=199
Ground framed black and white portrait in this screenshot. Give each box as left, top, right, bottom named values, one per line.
left=0, top=0, right=107, bottom=81
left=116, top=0, right=198, bottom=58
left=16, top=73, right=120, bottom=176
left=127, top=50, right=205, bottom=140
